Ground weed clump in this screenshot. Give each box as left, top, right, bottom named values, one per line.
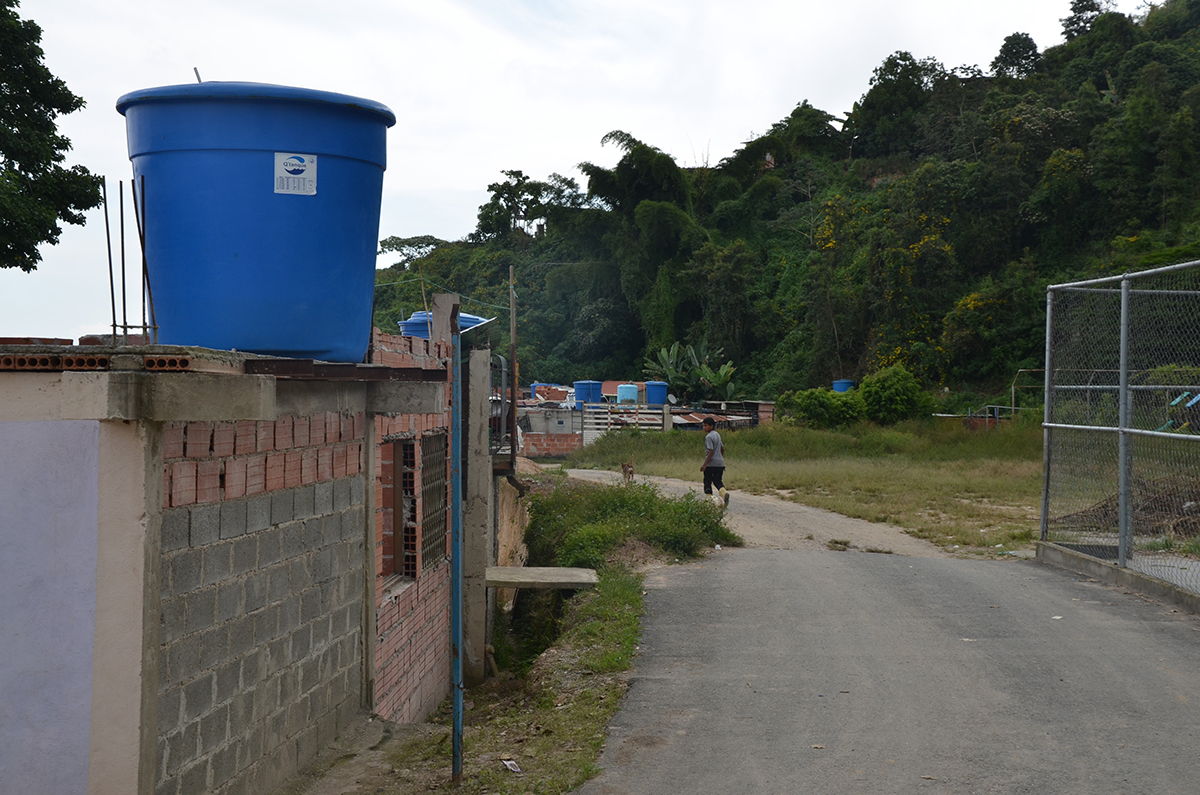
left=526, top=481, right=741, bottom=569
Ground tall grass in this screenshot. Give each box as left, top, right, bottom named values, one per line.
left=567, top=419, right=1044, bottom=553
left=526, top=480, right=742, bottom=569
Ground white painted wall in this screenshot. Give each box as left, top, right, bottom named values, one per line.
left=0, top=420, right=100, bottom=794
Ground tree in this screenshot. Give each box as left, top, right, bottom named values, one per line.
left=991, top=33, right=1040, bottom=78
left=1, top=0, right=101, bottom=271
left=1061, top=0, right=1111, bottom=41
left=378, top=235, right=447, bottom=268
left=846, top=51, right=945, bottom=158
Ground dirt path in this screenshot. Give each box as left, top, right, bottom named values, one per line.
left=565, top=469, right=947, bottom=558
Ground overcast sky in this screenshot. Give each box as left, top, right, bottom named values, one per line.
left=2, top=0, right=1144, bottom=340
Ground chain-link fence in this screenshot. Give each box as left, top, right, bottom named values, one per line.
left=1043, top=261, right=1200, bottom=595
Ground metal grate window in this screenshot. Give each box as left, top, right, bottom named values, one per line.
left=420, top=433, right=448, bottom=571
left=400, top=440, right=418, bottom=578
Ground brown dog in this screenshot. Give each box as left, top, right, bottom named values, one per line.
left=621, top=461, right=635, bottom=483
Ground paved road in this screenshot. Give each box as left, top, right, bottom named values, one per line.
left=569, top=475, right=1200, bottom=794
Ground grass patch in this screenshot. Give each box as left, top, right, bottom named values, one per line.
left=526, top=479, right=741, bottom=571
left=382, top=479, right=736, bottom=793
left=383, top=567, right=644, bottom=794
left=568, top=419, right=1043, bottom=553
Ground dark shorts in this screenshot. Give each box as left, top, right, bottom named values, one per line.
left=703, top=466, right=725, bottom=494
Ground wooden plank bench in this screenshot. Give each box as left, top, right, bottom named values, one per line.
left=485, top=566, right=598, bottom=589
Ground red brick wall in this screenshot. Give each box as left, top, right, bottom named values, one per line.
left=162, top=412, right=364, bottom=509
left=368, top=328, right=451, bottom=369
left=372, top=562, right=451, bottom=722
left=521, top=431, right=583, bottom=458
left=368, top=327, right=454, bottom=723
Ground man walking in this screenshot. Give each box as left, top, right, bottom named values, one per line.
left=700, top=416, right=728, bottom=507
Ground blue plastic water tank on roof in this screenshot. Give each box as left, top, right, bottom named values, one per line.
left=398, top=311, right=489, bottom=339
left=116, top=82, right=396, bottom=362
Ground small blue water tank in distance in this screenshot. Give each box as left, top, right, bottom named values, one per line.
left=617, top=383, right=638, bottom=404
left=645, top=381, right=668, bottom=407
left=832, top=379, right=856, bottom=393
left=574, top=380, right=602, bottom=410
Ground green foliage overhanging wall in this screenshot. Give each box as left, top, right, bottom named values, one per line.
left=374, top=0, right=1200, bottom=398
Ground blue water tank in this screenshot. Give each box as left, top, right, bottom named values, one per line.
left=574, top=380, right=602, bottom=409
left=116, top=82, right=396, bottom=362
left=645, top=381, right=668, bottom=407
left=617, top=383, right=638, bottom=404
left=832, top=379, right=856, bottom=392
left=398, top=311, right=488, bottom=339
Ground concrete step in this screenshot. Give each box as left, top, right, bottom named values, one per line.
left=485, top=566, right=598, bottom=589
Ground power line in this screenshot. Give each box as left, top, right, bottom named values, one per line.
left=374, top=275, right=512, bottom=313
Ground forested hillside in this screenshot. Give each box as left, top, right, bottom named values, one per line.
left=374, top=0, right=1200, bottom=401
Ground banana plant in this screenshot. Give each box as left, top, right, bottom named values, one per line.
left=644, top=341, right=736, bottom=402
left=698, top=360, right=738, bottom=400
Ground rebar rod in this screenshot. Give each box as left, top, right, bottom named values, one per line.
left=119, top=181, right=128, bottom=344
left=102, top=179, right=118, bottom=342
left=132, top=175, right=158, bottom=343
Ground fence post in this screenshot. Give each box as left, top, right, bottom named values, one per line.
left=1040, top=290, right=1055, bottom=542
left=1118, top=277, right=1132, bottom=567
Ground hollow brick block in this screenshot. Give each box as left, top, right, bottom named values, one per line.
left=212, top=422, right=236, bottom=458
left=266, top=452, right=286, bottom=492
left=235, top=420, right=256, bottom=456
left=185, top=422, right=213, bottom=458
left=246, top=454, right=266, bottom=495
left=284, top=450, right=302, bottom=489
left=310, top=413, right=326, bottom=446
left=333, top=446, right=347, bottom=479
left=293, top=415, right=310, bottom=448
left=301, top=449, right=317, bottom=485
left=225, top=457, right=247, bottom=500
left=256, top=421, right=275, bottom=453
left=318, top=447, right=333, bottom=482
left=275, top=415, right=294, bottom=450
left=196, top=460, right=221, bottom=503
left=163, top=423, right=185, bottom=460
left=172, top=461, right=197, bottom=506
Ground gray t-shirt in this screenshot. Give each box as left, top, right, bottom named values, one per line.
left=705, top=429, right=724, bottom=467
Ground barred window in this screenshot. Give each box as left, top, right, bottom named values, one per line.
left=399, top=440, right=418, bottom=578
left=419, top=433, right=448, bottom=571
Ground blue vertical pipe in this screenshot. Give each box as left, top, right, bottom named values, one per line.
left=450, top=309, right=464, bottom=785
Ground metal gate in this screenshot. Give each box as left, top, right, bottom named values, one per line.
left=581, top=403, right=667, bottom=445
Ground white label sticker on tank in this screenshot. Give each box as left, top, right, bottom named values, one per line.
left=274, top=153, right=318, bottom=195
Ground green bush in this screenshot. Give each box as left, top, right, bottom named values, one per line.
left=557, top=523, right=626, bottom=568
left=525, top=480, right=742, bottom=569
left=779, top=387, right=867, bottom=429
left=859, top=364, right=925, bottom=425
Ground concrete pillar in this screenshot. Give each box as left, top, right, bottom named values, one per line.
left=462, top=349, right=494, bottom=686
left=431, top=293, right=458, bottom=344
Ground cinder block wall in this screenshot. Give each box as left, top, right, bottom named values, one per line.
left=156, top=413, right=366, bottom=795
